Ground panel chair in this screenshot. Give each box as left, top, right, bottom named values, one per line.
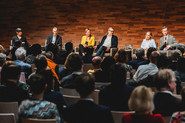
left=111, top=111, right=135, bottom=123
left=0, top=102, right=18, bottom=121
left=21, top=118, right=56, bottom=123
left=0, top=113, right=16, bottom=123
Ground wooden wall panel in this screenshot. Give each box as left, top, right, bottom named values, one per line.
left=0, top=0, right=185, bottom=49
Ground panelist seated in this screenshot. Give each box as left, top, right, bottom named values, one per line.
left=46, top=27, right=62, bottom=47
left=79, top=28, right=95, bottom=56
left=12, top=28, right=30, bottom=50
left=95, top=27, right=118, bottom=58
left=141, top=32, right=156, bottom=50
left=159, top=26, right=178, bottom=50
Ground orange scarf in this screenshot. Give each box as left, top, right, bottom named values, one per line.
left=47, top=58, right=59, bottom=82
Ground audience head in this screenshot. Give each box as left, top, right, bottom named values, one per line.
left=170, top=50, right=181, bottom=61
left=145, top=32, right=152, bottom=40
left=34, top=55, right=48, bottom=72
left=114, top=49, right=127, bottom=63
left=15, top=47, right=26, bottom=61
left=128, top=86, right=154, bottom=112
left=46, top=44, right=59, bottom=57
left=52, top=27, right=58, bottom=36
left=157, top=55, right=170, bottom=69
left=0, top=45, right=5, bottom=53
left=181, top=87, right=185, bottom=105
left=5, top=49, right=12, bottom=59
left=150, top=51, right=159, bottom=64
left=85, top=47, right=94, bottom=56
left=14, top=40, right=22, bottom=48
left=85, top=28, right=91, bottom=37
left=92, top=56, right=102, bottom=68
left=0, top=53, right=6, bottom=66
left=154, top=69, right=176, bottom=92
left=64, top=53, right=83, bottom=72
left=147, top=47, right=157, bottom=59
left=27, top=44, right=41, bottom=56
left=162, top=26, right=168, bottom=36
left=110, top=64, right=127, bottom=87
left=101, top=56, right=116, bottom=72
left=1, top=61, right=20, bottom=84
left=45, top=51, right=54, bottom=60
left=28, top=74, right=46, bottom=95
left=176, top=57, right=185, bottom=73
left=108, top=27, right=114, bottom=36
left=75, top=73, right=95, bottom=98
left=65, top=42, right=73, bottom=53
left=135, top=48, right=145, bottom=59
left=16, top=28, right=22, bottom=36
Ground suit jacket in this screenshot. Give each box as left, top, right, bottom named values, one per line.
left=159, top=35, right=178, bottom=50
left=64, top=100, right=114, bottom=123
left=153, top=92, right=184, bottom=116
left=98, top=35, right=118, bottom=48
left=46, top=34, right=62, bottom=46
left=99, top=85, right=134, bottom=111
left=12, top=35, right=30, bottom=49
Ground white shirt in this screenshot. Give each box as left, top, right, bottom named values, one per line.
left=133, top=63, right=158, bottom=82
left=103, top=36, right=112, bottom=47
left=52, top=35, right=57, bottom=44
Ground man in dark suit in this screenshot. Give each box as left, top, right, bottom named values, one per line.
left=99, top=64, right=134, bottom=111
left=95, top=27, right=118, bottom=58
left=64, top=73, right=114, bottom=123
left=153, top=69, right=184, bottom=116
left=159, top=26, right=178, bottom=50
left=12, top=28, right=30, bottom=50
left=46, top=27, right=62, bottom=47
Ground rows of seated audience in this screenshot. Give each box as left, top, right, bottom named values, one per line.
left=1, top=41, right=185, bottom=123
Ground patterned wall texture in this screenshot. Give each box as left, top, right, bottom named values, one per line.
left=0, top=0, right=185, bottom=49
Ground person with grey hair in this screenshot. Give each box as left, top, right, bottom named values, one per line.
left=0, top=53, right=6, bottom=67
left=12, top=28, right=30, bottom=50
left=14, top=47, right=32, bottom=80
left=153, top=69, right=183, bottom=116
left=129, top=48, right=148, bottom=69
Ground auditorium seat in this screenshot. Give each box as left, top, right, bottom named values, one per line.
left=60, top=87, right=79, bottom=96
left=21, top=118, right=56, bottom=123
left=63, top=95, right=80, bottom=105
left=95, top=82, right=111, bottom=89
left=0, top=113, right=16, bottom=123
left=111, top=111, right=135, bottom=123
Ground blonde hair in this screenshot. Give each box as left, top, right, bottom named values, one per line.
left=145, top=32, right=152, bottom=39
left=128, top=86, right=154, bottom=112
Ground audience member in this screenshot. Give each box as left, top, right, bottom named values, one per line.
left=64, top=73, right=114, bottom=123
left=82, top=46, right=94, bottom=63
left=11, top=40, right=22, bottom=60
left=0, top=63, right=29, bottom=104
left=88, top=56, right=102, bottom=74
left=19, top=74, right=61, bottom=122
left=5, top=49, right=12, bottom=61
left=129, top=48, right=147, bottom=69
left=14, top=47, right=32, bottom=79
left=157, top=55, right=170, bottom=69
left=153, top=69, right=184, bottom=116
left=122, top=86, right=164, bottom=123
left=60, top=53, right=83, bottom=88
left=175, top=57, right=185, bottom=82
left=168, top=50, right=181, bottom=71
left=133, top=51, right=159, bottom=82
left=0, top=45, right=5, bottom=53
left=114, top=49, right=133, bottom=78
left=99, top=64, right=134, bottom=111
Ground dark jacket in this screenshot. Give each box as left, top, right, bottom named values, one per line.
left=98, top=35, right=118, bottom=48
left=46, top=34, right=62, bottom=46
left=12, top=35, right=30, bottom=49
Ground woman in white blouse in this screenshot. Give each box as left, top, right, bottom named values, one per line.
left=141, top=32, right=156, bottom=50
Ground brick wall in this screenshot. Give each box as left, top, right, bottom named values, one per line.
left=0, top=0, right=185, bottom=49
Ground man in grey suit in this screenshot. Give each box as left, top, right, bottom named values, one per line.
left=160, top=26, right=178, bottom=50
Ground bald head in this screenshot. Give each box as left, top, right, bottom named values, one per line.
left=92, top=56, right=102, bottom=68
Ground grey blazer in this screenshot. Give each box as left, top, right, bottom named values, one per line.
left=159, top=35, right=178, bottom=50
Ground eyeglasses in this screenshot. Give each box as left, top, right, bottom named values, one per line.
left=109, top=30, right=114, bottom=32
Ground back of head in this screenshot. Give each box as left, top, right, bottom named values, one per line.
left=28, top=74, right=46, bottom=94
left=171, top=50, right=181, bottom=61
left=34, top=55, right=47, bottom=71
left=0, top=53, right=6, bottom=66
left=46, top=44, right=59, bottom=56
left=154, top=69, right=174, bottom=91
left=181, top=87, right=185, bottom=104
left=136, top=48, right=145, bottom=59
left=64, top=53, right=82, bottom=72
left=177, top=56, right=185, bottom=73
left=101, top=56, right=116, bottom=71
left=147, top=47, right=157, bottom=59
left=27, top=44, right=41, bottom=56
left=157, top=55, right=170, bottom=69
left=65, top=42, right=73, bottom=52
left=110, top=64, right=126, bottom=87
left=129, top=86, right=154, bottom=112
left=14, top=40, right=22, bottom=47
left=150, top=51, right=160, bottom=64
left=75, top=73, right=95, bottom=98
left=15, top=47, right=26, bottom=60
left=92, top=56, right=102, bottom=68
left=45, top=51, right=54, bottom=60
left=114, top=49, right=127, bottom=63
left=85, top=47, right=94, bottom=56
